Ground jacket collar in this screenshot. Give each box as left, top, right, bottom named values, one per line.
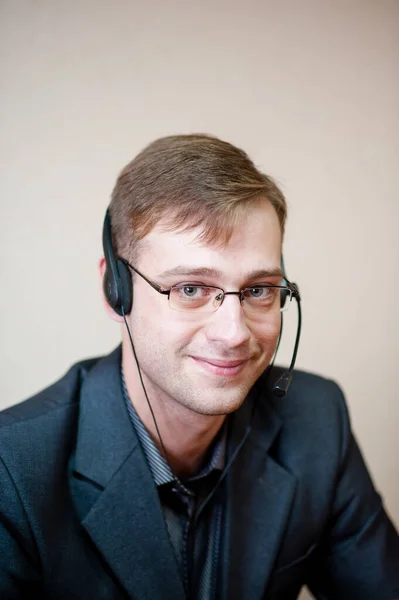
left=74, top=346, right=136, bottom=486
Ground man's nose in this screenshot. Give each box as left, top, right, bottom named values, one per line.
left=204, top=294, right=251, bottom=348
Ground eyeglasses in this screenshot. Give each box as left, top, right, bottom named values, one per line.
left=123, top=260, right=299, bottom=315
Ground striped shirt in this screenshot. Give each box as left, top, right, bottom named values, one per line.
left=121, top=370, right=226, bottom=600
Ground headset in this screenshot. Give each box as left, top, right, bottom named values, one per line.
left=102, top=210, right=133, bottom=317
left=102, top=208, right=301, bottom=397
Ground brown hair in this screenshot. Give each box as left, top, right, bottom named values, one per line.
left=109, top=134, right=287, bottom=262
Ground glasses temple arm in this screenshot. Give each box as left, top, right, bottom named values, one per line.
left=124, top=260, right=170, bottom=295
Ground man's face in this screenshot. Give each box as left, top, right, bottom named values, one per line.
left=128, top=199, right=282, bottom=416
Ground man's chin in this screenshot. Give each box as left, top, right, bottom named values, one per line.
left=184, top=386, right=249, bottom=417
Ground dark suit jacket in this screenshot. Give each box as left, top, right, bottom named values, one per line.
left=0, top=346, right=398, bottom=599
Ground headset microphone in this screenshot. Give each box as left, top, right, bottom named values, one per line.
left=272, top=284, right=302, bottom=397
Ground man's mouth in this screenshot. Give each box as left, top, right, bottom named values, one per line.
left=190, top=356, right=250, bottom=377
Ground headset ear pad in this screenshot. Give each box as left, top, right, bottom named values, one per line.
left=103, top=268, right=118, bottom=311
left=117, top=259, right=133, bottom=316
left=280, top=287, right=289, bottom=309
left=103, top=259, right=133, bottom=317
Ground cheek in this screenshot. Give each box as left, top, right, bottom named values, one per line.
left=253, top=318, right=281, bottom=348
left=131, top=291, right=203, bottom=347
left=131, top=285, right=170, bottom=331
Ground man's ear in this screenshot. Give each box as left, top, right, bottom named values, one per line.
left=98, top=256, right=124, bottom=323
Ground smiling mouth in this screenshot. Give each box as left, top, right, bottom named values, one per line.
left=196, top=358, right=248, bottom=367
left=190, top=356, right=250, bottom=377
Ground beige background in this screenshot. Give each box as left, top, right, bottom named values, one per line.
left=1, top=1, right=398, bottom=597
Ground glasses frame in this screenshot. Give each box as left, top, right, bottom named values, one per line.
left=123, top=260, right=300, bottom=313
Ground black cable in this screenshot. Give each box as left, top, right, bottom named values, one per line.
left=271, top=311, right=283, bottom=370
left=121, top=307, right=194, bottom=496
left=288, top=296, right=301, bottom=372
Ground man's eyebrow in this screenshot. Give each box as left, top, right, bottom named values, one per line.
left=157, top=266, right=284, bottom=280
left=157, top=266, right=224, bottom=279
left=243, top=267, right=284, bottom=281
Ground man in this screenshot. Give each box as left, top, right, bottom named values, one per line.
left=0, top=134, right=398, bottom=600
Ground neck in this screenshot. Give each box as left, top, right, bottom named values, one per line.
left=122, top=343, right=226, bottom=479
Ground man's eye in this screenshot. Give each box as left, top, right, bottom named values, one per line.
left=243, top=287, right=278, bottom=304
left=181, top=286, right=201, bottom=298
left=248, top=287, right=270, bottom=299
left=174, top=285, right=212, bottom=299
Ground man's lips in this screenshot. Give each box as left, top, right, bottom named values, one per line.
left=192, top=357, right=248, bottom=368
left=190, top=356, right=251, bottom=377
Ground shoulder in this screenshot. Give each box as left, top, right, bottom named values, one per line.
left=0, top=352, right=112, bottom=470
left=0, top=355, right=101, bottom=428
left=0, top=347, right=123, bottom=522
left=0, top=350, right=121, bottom=496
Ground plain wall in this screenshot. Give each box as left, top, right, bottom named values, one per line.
left=1, top=2, right=398, bottom=598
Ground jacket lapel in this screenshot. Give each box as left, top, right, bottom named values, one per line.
left=71, top=347, right=185, bottom=600
left=221, top=384, right=297, bottom=600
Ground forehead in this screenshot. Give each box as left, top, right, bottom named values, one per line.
left=139, top=200, right=282, bottom=279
